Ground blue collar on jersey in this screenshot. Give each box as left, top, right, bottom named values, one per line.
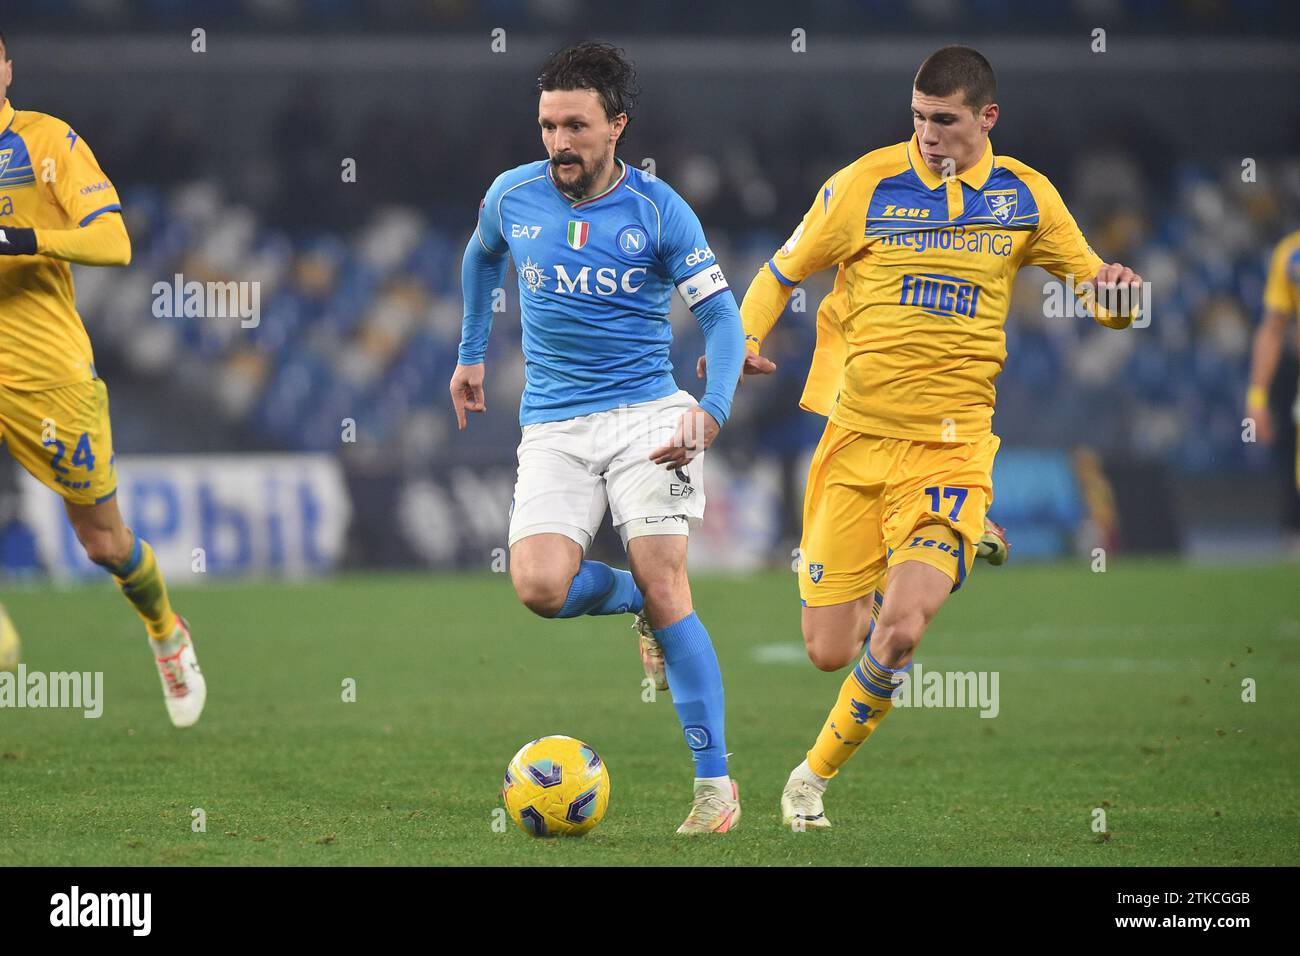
left=546, top=157, right=628, bottom=209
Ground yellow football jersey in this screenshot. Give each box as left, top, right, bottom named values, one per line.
left=1263, top=229, right=1300, bottom=321
left=748, top=134, right=1118, bottom=443
left=0, top=98, right=123, bottom=390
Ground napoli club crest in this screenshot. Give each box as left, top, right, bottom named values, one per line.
left=808, top=562, right=824, bottom=584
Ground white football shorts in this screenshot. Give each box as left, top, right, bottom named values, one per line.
left=508, top=390, right=706, bottom=551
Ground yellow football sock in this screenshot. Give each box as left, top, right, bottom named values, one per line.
left=807, top=647, right=909, bottom=780
left=111, top=534, right=177, bottom=640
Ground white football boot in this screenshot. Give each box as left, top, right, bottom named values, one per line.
left=781, top=777, right=832, bottom=830
left=677, top=778, right=741, bottom=835
left=153, top=616, right=206, bottom=728
left=632, top=611, right=668, bottom=692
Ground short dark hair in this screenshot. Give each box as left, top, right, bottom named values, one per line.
left=914, top=46, right=997, bottom=111
left=537, top=42, right=639, bottom=141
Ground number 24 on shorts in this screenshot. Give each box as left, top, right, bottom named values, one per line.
left=46, top=433, right=97, bottom=474
left=924, top=485, right=967, bottom=520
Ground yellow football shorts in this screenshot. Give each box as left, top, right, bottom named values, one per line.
left=0, top=378, right=118, bottom=506
left=798, top=420, right=999, bottom=606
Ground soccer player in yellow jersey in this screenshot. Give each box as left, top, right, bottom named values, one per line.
left=0, top=32, right=205, bottom=726
left=736, top=46, right=1142, bottom=828
left=1246, top=229, right=1300, bottom=498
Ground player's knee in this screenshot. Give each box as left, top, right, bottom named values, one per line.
left=76, top=527, right=129, bottom=571
left=801, top=623, right=860, bottom=672
left=805, top=641, right=857, bottom=672
left=510, top=568, right=569, bottom=619
left=636, top=572, right=688, bottom=624
left=870, top=612, right=927, bottom=667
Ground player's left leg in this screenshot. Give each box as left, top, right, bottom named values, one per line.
left=785, top=434, right=998, bottom=828
left=627, top=530, right=738, bottom=835
left=65, top=490, right=206, bottom=728
left=0, top=378, right=204, bottom=727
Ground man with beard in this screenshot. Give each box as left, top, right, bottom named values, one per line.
left=450, top=42, right=746, bottom=834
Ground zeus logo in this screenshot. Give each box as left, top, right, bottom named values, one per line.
left=900, top=273, right=980, bottom=319
left=883, top=205, right=931, bottom=218
left=553, top=265, right=647, bottom=296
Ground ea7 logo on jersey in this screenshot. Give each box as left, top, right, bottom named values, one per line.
left=511, top=224, right=542, bottom=239
left=983, top=190, right=1018, bottom=224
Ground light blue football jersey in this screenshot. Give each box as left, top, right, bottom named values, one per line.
left=471, top=159, right=731, bottom=425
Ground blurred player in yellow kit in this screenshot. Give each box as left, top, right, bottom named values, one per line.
left=0, top=31, right=205, bottom=725
left=1246, top=228, right=1300, bottom=540
left=735, top=47, right=1142, bottom=828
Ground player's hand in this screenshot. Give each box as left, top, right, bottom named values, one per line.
left=696, top=352, right=778, bottom=382
left=0, top=227, right=37, bottom=256
left=649, top=406, right=719, bottom=470
left=1092, top=263, right=1143, bottom=316
left=449, top=362, right=486, bottom=430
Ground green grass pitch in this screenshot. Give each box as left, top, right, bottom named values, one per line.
left=1, top=560, right=1297, bottom=866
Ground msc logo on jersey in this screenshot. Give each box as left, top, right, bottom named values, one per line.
left=555, top=264, right=648, bottom=296
left=900, top=273, right=981, bottom=319
left=520, top=257, right=548, bottom=293
left=983, top=189, right=1018, bottom=224
left=616, top=225, right=649, bottom=256
left=566, top=220, right=590, bottom=250
left=519, top=257, right=649, bottom=296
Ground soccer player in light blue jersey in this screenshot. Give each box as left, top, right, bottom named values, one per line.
left=451, top=43, right=747, bottom=834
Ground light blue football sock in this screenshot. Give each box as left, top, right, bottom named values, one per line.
left=654, top=612, right=728, bottom=778
left=555, top=561, right=644, bottom=618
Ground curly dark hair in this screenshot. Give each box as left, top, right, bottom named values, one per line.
left=537, top=42, right=640, bottom=143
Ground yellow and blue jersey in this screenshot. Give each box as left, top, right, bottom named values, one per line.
left=1263, top=229, right=1300, bottom=321
left=0, top=98, right=122, bottom=390
left=751, top=134, right=1116, bottom=443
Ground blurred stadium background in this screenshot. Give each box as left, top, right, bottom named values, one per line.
left=2, top=0, right=1299, bottom=585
